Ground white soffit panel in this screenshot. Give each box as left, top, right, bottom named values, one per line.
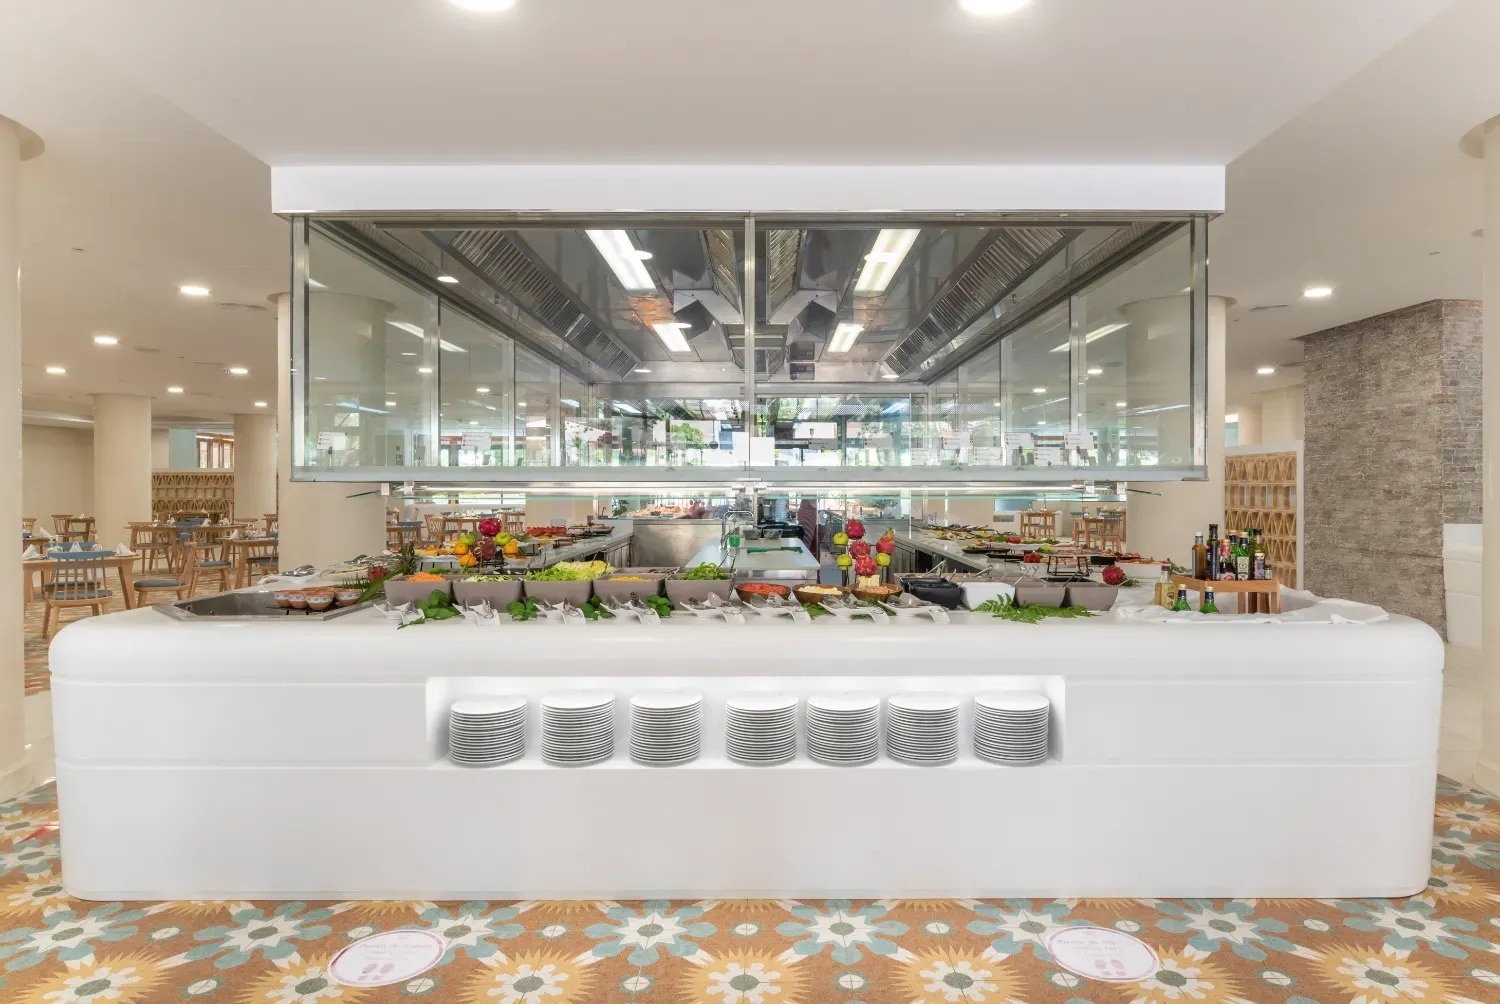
left=272, top=164, right=1225, bottom=216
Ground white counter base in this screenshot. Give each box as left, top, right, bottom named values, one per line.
left=51, top=608, right=1444, bottom=901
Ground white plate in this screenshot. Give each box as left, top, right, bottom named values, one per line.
left=540, top=692, right=616, bottom=711
left=806, top=693, right=880, bottom=713
left=886, top=693, right=960, bottom=713
left=630, top=692, right=703, bottom=710
left=726, top=694, right=798, bottom=713
left=974, top=692, right=1050, bottom=713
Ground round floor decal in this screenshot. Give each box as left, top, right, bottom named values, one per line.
left=329, top=929, right=446, bottom=988
left=1045, top=926, right=1160, bottom=983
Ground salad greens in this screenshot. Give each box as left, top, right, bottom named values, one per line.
left=507, top=597, right=540, bottom=622
left=973, top=595, right=1093, bottom=624
left=465, top=574, right=515, bottom=583
left=526, top=560, right=612, bottom=582
left=681, top=563, right=731, bottom=581
left=644, top=595, right=673, bottom=618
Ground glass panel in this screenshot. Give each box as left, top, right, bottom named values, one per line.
left=437, top=305, right=511, bottom=468
left=305, top=231, right=440, bottom=469
left=1002, top=303, right=1073, bottom=468
left=1075, top=230, right=1193, bottom=467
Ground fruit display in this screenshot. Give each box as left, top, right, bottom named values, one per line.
left=846, top=519, right=866, bottom=540
left=1101, top=565, right=1127, bottom=586
left=848, top=540, right=871, bottom=559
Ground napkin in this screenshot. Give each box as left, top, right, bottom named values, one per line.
left=459, top=602, right=503, bottom=627
left=34, top=527, right=51, bottom=539
left=375, top=600, right=424, bottom=626
left=115, top=543, right=135, bottom=557
left=21, top=545, right=39, bottom=560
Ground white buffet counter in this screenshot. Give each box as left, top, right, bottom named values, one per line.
left=51, top=604, right=1442, bottom=901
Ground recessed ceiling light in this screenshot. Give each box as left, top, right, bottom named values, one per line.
left=401, top=352, right=417, bottom=357
left=881, top=374, right=899, bottom=380
left=227, top=366, right=249, bottom=376
left=855, top=230, right=921, bottom=293
left=436, top=275, right=459, bottom=284
left=179, top=284, right=210, bottom=297
left=1036, top=420, right=1046, bottom=427
left=960, top=0, right=1032, bottom=16
left=633, top=368, right=652, bottom=374
left=476, top=386, right=490, bottom=394
left=253, top=401, right=268, bottom=408
left=44, top=366, right=65, bottom=375
left=651, top=322, right=694, bottom=353
left=92, top=334, right=118, bottom=346
left=166, top=386, right=184, bottom=394
left=1086, top=367, right=1103, bottom=376
left=828, top=323, right=864, bottom=354
left=587, top=230, right=656, bottom=291
left=1116, top=401, right=1127, bottom=408
left=1257, top=366, right=1276, bottom=376
left=1303, top=286, right=1334, bottom=299
left=385, top=401, right=397, bottom=407
left=313, top=376, right=327, bottom=381
left=469, top=420, right=479, bottom=425
left=1032, top=387, right=1046, bottom=394
left=418, top=366, right=434, bottom=375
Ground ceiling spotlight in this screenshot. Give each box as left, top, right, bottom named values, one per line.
left=1257, top=366, right=1276, bottom=376
left=436, top=275, right=459, bottom=284
left=179, top=284, right=211, bottom=297
left=1303, top=286, right=1334, bottom=299
left=1086, top=367, right=1103, bottom=376
left=960, top=0, right=1032, bottom=15
left=166, top=386, right=184, bottom=394
left=652, top=322, right=694, bottom=353
left=828, top=323, right=864, bottom=354
left=92, top=334, right=118, bottom=346
left=449, top=0, right=518, bottom=11
left=227, top=366, right=249, bottom=376
left=44, top=366, right=65, bottom=375
left=253, top=401, right=268, bottom=408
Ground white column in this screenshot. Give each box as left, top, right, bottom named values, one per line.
left=91, top=394, right=152, bottom=549
left=1471, top=116, right=1500, bottom=794
left=1124, top=294, right=1230, bottom=567
left=0, top=116, right=42, bottom=802
left=232, top=412, right=277, bottom=521
left=274, top=293, right=386, bottom=569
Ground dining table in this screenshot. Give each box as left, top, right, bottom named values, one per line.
left=220, top=536, right=279, bottom=588
left=23, top=552, right=139, bottom=609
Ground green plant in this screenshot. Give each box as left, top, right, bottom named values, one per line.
left=391, top=542, right=420, bottom=577
left=644, top=595, right=673, bottom=618
left=507, top=597, right=540, bottom=622
left=973, top=595, right=1094, bottom=624
left=398, top=588, right=459, bottom=628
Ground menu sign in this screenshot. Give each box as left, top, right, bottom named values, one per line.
left=315, top=431, right=348, bottom=452
left=461, top=430, right=493, bottom=452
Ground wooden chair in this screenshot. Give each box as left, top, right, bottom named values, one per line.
left=50, top=514, right=73, bottom=535
left=262, top=513, right=278, bottom=535
left=21, top=517, right=36, bottom=533
left=502, top=512, right=525, bottom=537
left=184, top=539, right=232, bottom=594
left=41, top=551, right=112, bottom=638
left=133, top=563, right=192, bottom=606
left=236, top=539, right=278, bottom=588
left=423, top=514, right=450, bottom=548
left=389, top=522, right=422, bottom=550
left=64, top=516, right=95, bottom=541
left=129, top=524, right=173, bottom=572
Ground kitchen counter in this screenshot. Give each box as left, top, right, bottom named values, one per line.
left=51, top=597, right=1442, bottom=901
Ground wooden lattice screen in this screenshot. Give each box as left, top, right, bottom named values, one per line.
left=1224, top=451, right=1299, bottom=588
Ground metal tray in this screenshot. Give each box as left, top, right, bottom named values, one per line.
left=155, top=591, right=370, bottom=622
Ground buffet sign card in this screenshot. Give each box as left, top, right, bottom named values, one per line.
left=461, top=430, right=493, bottom=452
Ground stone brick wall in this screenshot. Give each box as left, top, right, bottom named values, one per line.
left=1301, top=300, right=1481, bottom=636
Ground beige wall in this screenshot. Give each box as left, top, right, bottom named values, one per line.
left=1258, top=385, right=1305, bottom=444
left=22, top=423, right=93, bottom=521
left=151, top=429, right=169, bottom=470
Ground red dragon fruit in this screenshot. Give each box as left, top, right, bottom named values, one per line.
left=854, top=556, right=878, bottom=577
left=478, top=517, right=501, bottom=538
left=875, top=536, right=895, bottom=555
left=849, top=540, right=871, bottom=559
left=846, top=519, right=866, bottom=540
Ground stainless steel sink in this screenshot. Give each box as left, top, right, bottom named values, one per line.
left=155, top=591, right=369, bottom=621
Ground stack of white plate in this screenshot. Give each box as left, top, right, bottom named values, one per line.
left=448, top=697, right=527, bottom=767
left=885, top=693, right=960, bottom=765
left=725, top=693, right=799, bottom=765
left=974, top=692, right=1050, bottom=764
left=541, top=692, right=616, bottom=767
left=806, top=692, right=881, bottom=766
left=629, top=693, right=703, bottom=766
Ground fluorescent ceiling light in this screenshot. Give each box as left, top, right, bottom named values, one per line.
left=44, top=366, right=65, bottom=375
left=385, top=401, right=397, bottom=407
left=436, top=275, right=459, bottom=284
left=1086, top=367, right=1103, bottom=376
left=1257, top=366, right=1276, bottom=376
left=1225, top=412, right=1240, bottom=423
left=253, top=401, right=268, bottom=408
left=1303, top=286, right=1334, bottom=299
left=1116, top=401, right=1127, bottom=407
left=652, top=322, right=693, bottom=353
left=1036, top=421, right=1046, bottom=427
left=166, top=386, right=184, bottom=394
left=1032, top=387, right=1047, bottom=394
left=612, top=401, right=642, bottom=415
left=469, top=420, right=479, bottom=426
left=386, top=320, right=466, bottom=353
left=633, top=367, right=652, bottom=374
left=418, top=367, right=434, bottom=375
left=587, top=230, right=655, bottom=291
left=881, top=373, right=899, bottom=380
left=227, top=366, right=249, bottom=376
left=92, top=334, right=118, bottom=346
left=960, top=0, right=1032, bottom=16
left=854, top=229, right=920, bottom=293
left=179, top=284, right=210, bottom=297
left=1051, top=322, right=1129, bottom=352
left=828, top=323, right=864, bottom=354
left=476, top=387, right=490, bottom=394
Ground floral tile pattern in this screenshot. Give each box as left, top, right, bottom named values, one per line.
left=1, top=779, right=1500, bottom=1001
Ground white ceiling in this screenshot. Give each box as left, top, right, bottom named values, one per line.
left=1, top=0, right=1495, bottom=427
